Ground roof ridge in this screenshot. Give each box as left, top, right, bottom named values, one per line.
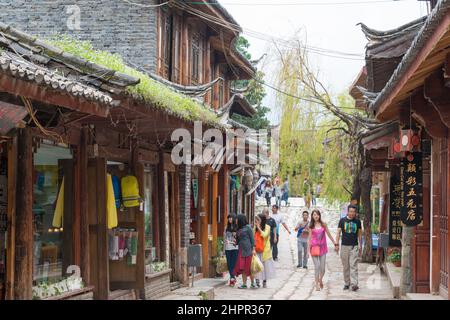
left=0, top=22, right=140, bottom=88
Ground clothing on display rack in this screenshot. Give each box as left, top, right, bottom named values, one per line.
left=106, top=174, right=118, bottom=229
left=52, top=177, right=64, bottom=228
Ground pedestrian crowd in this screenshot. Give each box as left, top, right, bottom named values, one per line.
left=223, top=199, right=363, bottom=292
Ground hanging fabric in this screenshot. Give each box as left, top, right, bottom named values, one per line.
left=235, top=176, right=241, bottom=191
left=112, top=175, right=122, bottom=209
left=128, top=232, right=138, bottom=265
left=52, top=177, right=65, bottom=228
left=121, top=175, right=141, bottom=208
left=106, top=174, right=118, bottom=229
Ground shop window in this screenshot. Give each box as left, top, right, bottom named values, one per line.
left=143, top=166, right=168, bottom=274
left=32, top=142, right=73, bottom=287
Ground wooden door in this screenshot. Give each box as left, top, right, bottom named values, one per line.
left=87, top=158, right=109, bottom=300
left=412, top=152, right=431, bottom=293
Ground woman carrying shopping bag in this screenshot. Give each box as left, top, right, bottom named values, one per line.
left=233, top=214, right=256, bottom=289
left=307, top=209, right=337, bottom=291
left=224, top=214, right=239, bottom=286
left=254, top=214, right=276, bottom=288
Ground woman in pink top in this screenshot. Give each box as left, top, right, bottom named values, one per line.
left=307, top=209, right=337, bottom=291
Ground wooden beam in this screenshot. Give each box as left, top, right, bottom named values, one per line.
left=211, top=172, right=218, bottom=258
left=14, top=128, right=32, bottom=300
left=430, top=137, right=441, bottom=293
left=411, top=88, right=448, bottom=138
left=158, top=152, right=167, bottom=262
left=79, top=127, right=90, bottom=285
left=424, top=70, right=450, bottom=128
left=0, top=74, right=109, bottom=118
left=200, top=168, right=209, bottom=275
left=132, top=144, right=146, bottom=299
left=5, top=135, right=17, bottom=300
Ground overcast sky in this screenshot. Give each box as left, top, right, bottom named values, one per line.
left=221, top=0, right=427, bottom=124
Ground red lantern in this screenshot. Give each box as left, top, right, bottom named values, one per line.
left=400, top=129, right=414, bottom=152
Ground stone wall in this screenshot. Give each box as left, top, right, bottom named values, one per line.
left=144, top=271, right=171, bottom=300
left=0, top=0, right=158, bottom=72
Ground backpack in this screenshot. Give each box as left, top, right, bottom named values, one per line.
left=121, top=175, right=141, bottom=208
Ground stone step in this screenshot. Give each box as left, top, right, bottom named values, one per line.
left=170, top=281, right=181, bottom=291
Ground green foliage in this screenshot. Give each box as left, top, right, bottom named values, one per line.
left=47, top=35, right=220, bottom=126
left=231, top=37, right=270, bottom=130
left=387, top=250, right=401, bottom=263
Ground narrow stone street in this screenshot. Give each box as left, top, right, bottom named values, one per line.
left=215, top=199, right=393, bottom=300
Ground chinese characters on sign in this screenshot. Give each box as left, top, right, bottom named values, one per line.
left=389, top=175, right=402, bottom=246
left=400, top=152, right=423, bottom=226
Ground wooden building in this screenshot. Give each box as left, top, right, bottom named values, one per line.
left=0, top=21, right=234, bottom=300
left=0, top=0, right=259, bottom=299
left=154, top=0, right=257, bottom=279
left=352, top=0, right=450, bottom=299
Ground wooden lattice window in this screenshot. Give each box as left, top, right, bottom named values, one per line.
left=191, top=33, right=201, bottom=85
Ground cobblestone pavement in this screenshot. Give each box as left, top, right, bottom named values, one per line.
left=214, top=199, right=393, bottom=300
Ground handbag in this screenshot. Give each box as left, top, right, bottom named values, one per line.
left=310, top=245, right=321, bottom=257
left=250, top=254, right=264, bottom=275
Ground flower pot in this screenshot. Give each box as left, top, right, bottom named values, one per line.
left=393, top=260, right=401, bottom=267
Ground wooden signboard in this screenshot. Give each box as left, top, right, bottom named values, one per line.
left=389, top=175, right=402, bottom=246
left=400, top=152, right=423, bottom=226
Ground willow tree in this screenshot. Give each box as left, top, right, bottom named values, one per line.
left=273, top=42, right=392, bottom=262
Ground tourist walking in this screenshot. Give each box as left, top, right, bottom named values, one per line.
left=264, top=180, right=273, bottom=207
left=274, top=181, right=282, bottom=208
left=224, top=214, right=238, bottom=287
left=294, top=210, right=310, bottom=268
left=263, top=208, right=277, bottom=251
left=254, top=213, right=276, bottom=288
left=307, top=209, right=337, bottom=291
left=234, top=214, right=256, bottom=289
left=335, top=204, right=362, bottom=291
left=271, top=204, right=291, bottom=261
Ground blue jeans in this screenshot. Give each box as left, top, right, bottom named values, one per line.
left=225, top=249, right=239, bottom=279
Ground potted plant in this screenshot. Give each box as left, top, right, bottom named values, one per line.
left=388, top=250, right=401, bottom=267
left=211, top=237, right=225, bottom=277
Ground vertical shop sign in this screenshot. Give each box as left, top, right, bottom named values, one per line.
left=192, top=179, right=198, bottom=209
left=389, top=175, right=402, bottom=246
left=400, top=152, right=423, bottom=226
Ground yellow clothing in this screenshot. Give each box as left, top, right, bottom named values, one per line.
left=255, top=225, right=272, bottom=262
left=52, top=177, right=65, bottom=228
left=106, top=174, right=118, bottom=229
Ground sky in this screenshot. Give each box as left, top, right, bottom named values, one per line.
left=220, top=0, right=428, bottom=124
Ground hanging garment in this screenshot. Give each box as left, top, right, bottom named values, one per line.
left=112, top=175, right=122, bottom=209
left=118, top=232, right=125, bottom=259
left=121, top=175, right=141, bottom=208
left=128, top=232, right=138, bottom=265
left=106, top=174, right=118, bottom=229
left=52, top=177, right=65, bottom=228
left=108, top=231, right=119, bottom=260
left=235, top=176, right=241, bottom=191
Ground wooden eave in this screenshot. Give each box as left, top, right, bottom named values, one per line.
left=373, top=2, right=450, bottom=121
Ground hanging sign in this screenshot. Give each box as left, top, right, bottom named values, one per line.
left=192, top=179, right=198, bottom=209
left=389, top=175, right=402, bottom=246
left=400, top=152, right=423, bottom=226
